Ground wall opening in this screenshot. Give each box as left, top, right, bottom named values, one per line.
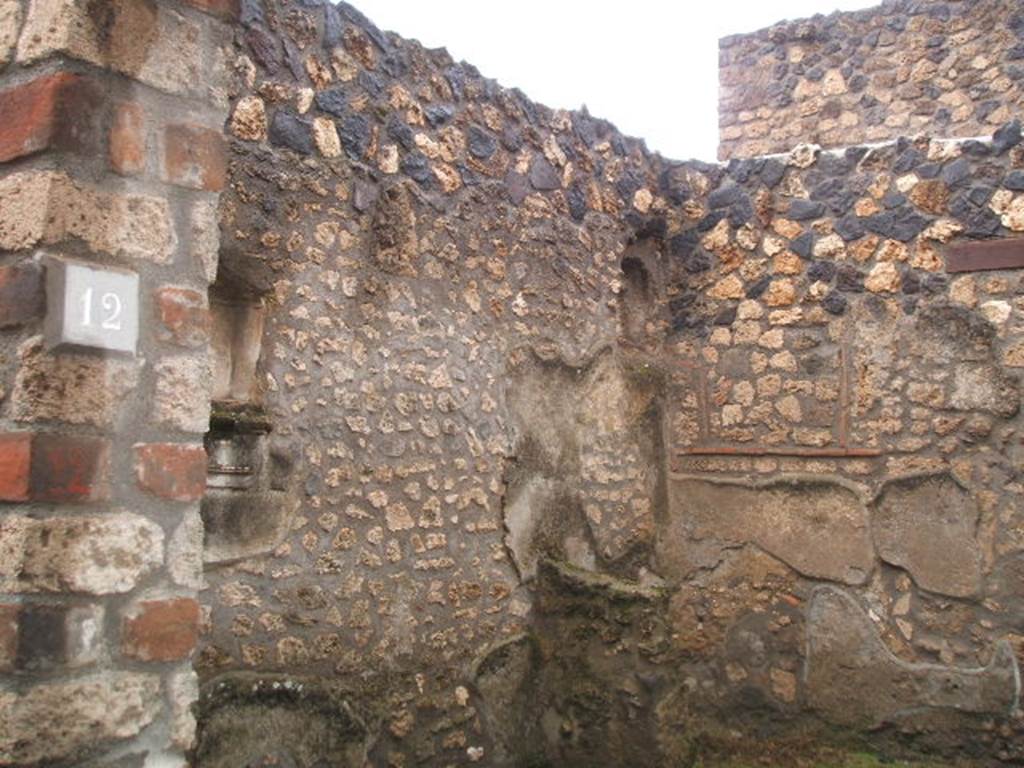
left=209, top=295, right=265, bottom=403
left=619, top=239, right=659, bottom=346
left=201, top=278, right=296, bottom=565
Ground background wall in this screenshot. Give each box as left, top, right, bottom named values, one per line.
left=0, top=0, right=232, bottom=765
left=198, top=3, right=676, bottom=763
left=195, top=1, right=1024, bottom=766
left=719, top=0, right=1024, bottom=160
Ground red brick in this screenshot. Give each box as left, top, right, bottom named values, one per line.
left=181, top=0, right=239, bottom=18
left=154, top=286, right=210, bottom=347
left=0, top=604, right=18, bottom=672
left=29, top=434, right=110, bottom=503
left=0, top=261, right=45, bottom=329
left=0, top=433, right=110, bottom=502
left=122, top=598, right=200, bottom=661
left=164, top=124, right=227, bottom=191
left=109, top=102, right=145, bottom=176
left=0, top=73, right=99, bottom=164
left=0, top=433, right=32, bottom=502
left=134, top=443, right=207, bottom=502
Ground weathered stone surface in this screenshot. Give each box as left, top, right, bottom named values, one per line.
left=0, top=513, right=163, bottom=594
left=871, top=474, right=982, bottom=598
left=421, top=103, right=453, bottom=128
left=908, top=179, right=949, bottom=214
left=916, top=302, right=995, bottom=363
left=0, top=260, right=45, bottom=328
left=0, top=0, right=20, bottom=67
left=231, top=95, right=267, bottom=141
left=371, top=183, right=418, bottom=275
left=505, top=354, right=661, bottom=581
left=170, top=669, right=199, bottom=750
left=269, top=111, right=313, bottom=154
left=949, top=362, right=1020, bottom=418
left=864, top=261, right=900, bottom=293
left=431, top=160, right=461, bottom=193
left=787, top=199, right=825, bottom=220
left=0, top=604, right=16, bottom=671
left=190, top=198, right=220, bottom=284
left=865, top=207, right=928, bottom=241
left=339, top=114, right=370, bottom=159
left=17, top=0, right=201, bottom=96
left=503, top=475, right=563, bottom=581
left=245, top=24, right=277, bottom=71
left=0, top=171, right=175, bottom=261
left=992, top=120, right=1021, bottom=153
left=764, top=278, right=796, bottom=306
left=0, top=672, right=161, bottom=764
left=822, top=290, right=847, bottom=315
left=168, top=510, right=204, bottom=589
left=788, top=143, right=819, bottom=169
left=312, top=116, right=341, bottom=157
left=154, top=356, right=212, bottom=433
left=401, top=151, right=431, bottom=185
left=708, top=274, right=744, bottom=299
left=1004, top=170, right=1024, bottom=191
left=661, top=477, right=873, bottom=585
left=529, top=155, right=561, bottom=190
left=472, top=635, right=541, bottom=766
left=0, top=170, right=57, bottom=251
left=202, top=486, right=300, bottom=565
left=187, top=3, right=1024, bottom=765
left=1000, top=195, right=1024, bottom=231
left=941, top=157, right=971, bottom=187
left=805, top=587, right=1018, bottom=727
left=195, top=675, right=370, bottom=768
left=467, top=125, right=496, bottom=159
left=12, top=337, right=140, bottom=427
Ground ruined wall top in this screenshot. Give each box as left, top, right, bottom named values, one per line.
left=718, top=0, right=1024, bottom=160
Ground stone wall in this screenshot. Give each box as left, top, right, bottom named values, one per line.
left=190, top=1, right=1024, bottom=765
left=196, top=3, right=680, bottom=764
left=661, top=132, right=1024, bottom=762
left=0, top=0, right=232, bottom=765
left=719, top=0, right=1024, bottom=160
left=4, top=0, right=1024, bottom=767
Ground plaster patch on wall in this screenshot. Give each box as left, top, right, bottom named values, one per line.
left=805, top=586, right=1019, bottom=728
left=661, top=476, right=874, bottom=585
left=871, top=473, right=983, bottom=598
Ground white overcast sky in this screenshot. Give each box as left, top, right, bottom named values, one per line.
left=356, top=1, right=879, bottom=161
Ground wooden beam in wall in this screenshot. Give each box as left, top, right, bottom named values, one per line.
left=946, top=238, right=1024, bottom=273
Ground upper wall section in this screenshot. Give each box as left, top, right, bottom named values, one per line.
left=718, top=0, right=1024, bottom=160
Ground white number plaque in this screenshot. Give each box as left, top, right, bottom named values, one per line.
left=45, top=257, right=139, bottom=355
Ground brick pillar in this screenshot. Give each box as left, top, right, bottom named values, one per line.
left=0, top=0, right=231, bottom=765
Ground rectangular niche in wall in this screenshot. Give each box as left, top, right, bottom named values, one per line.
left=202, top=289, right=297, bottom=565
left=210, top=297, right=265, bottom=403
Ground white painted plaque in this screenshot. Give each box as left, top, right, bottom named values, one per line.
left=45, top=257, right=139, bottom=355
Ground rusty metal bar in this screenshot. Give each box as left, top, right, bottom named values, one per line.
left=838, top=342, right=850, bottom=449
left=676, top=446, right=881, bottom=458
